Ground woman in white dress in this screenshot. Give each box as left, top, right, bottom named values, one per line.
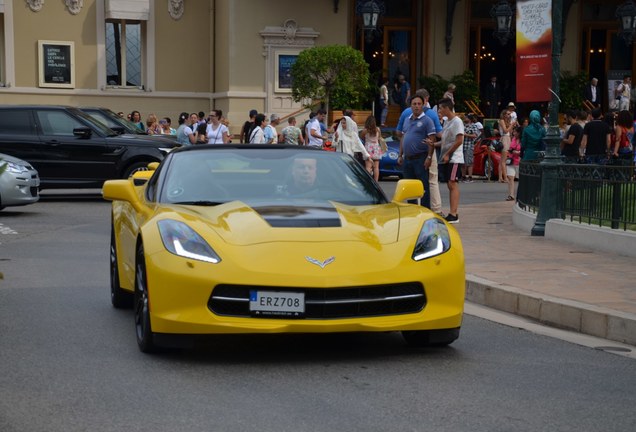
left=333, top=116, right=370, bottom=168
left=206, top=110, right=230, bottom=144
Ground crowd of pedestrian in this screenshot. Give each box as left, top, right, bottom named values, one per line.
left=118, top=75, right=634, bottom=227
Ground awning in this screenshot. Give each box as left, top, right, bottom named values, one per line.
left=105, top=0, right=150, bottom=20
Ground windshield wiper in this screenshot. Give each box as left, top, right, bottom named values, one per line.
left=172, top=200, right=225, bottom=206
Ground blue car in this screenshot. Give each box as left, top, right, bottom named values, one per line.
left=379, top=129, right=402, bottom=179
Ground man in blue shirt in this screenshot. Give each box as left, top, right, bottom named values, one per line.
left=397, top=90, right=442, bottom=134
left=397, top=95, right=437, bottom=209
left=397, top=89, right=443, bottom=214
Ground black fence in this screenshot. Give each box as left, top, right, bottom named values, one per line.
left=518, top=161, right=636, bottom=231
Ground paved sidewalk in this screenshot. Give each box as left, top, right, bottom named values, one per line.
left=456, top=201, right=636, bottom=346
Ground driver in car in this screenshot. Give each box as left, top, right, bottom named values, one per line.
left=286, top=157, right=319, bottom=196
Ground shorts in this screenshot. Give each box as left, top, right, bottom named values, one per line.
left=440, top=162, right=463, bottom=182
left=506, top=164, right=519, bottom=178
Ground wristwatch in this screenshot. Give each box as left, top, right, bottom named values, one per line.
left=426, top=155, right=432, bottom=160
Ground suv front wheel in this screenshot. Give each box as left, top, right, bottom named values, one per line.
left=123, top=161, right=154, bottom=178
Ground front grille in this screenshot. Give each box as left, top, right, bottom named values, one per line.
left=209, top=283, right=426, bottom=319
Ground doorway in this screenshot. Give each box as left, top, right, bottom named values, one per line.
left=469, top=25, right=516, bottom=115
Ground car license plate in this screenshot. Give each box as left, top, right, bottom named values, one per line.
left=249, top=290, right=305, bottom=317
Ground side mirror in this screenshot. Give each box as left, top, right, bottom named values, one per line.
left=73, top=127, right=92, bottom=138
left=111, top=126, right=126, bottom=135
left=103, top=179, right=142, bottom=211
left=392, top=179, right=424, bottom=202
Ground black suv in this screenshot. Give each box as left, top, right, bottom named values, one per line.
left=0, top=105, right=180, bottom=189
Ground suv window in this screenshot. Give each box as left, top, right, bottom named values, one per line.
left=36, top=110, right=86, bottom=136
left=0, top=110, right=35, bottom=135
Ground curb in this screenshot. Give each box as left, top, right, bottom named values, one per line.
left=512, top=203, right=636, bottom=258
left=465, top=274, right=636, bottom=346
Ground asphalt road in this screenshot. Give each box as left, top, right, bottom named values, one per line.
left=1, top=183, right=635, bottom=432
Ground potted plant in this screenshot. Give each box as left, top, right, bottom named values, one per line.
left=418, top=70, right=480, bottom=113
left=291, top=45, right=371, bottom=124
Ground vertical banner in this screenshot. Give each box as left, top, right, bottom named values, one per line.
left=516, top=0, right=552, bottom=102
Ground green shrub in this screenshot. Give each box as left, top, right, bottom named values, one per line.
left=559, top=71, right=588, bottom=112
left=418, top=70, right=480, bottom=112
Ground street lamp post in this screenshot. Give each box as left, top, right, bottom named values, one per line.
left=617, top=0, right=636, bottom=44
left=531, top=0, right=563, bottom=237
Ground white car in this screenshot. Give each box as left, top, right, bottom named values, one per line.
left=0, top=153, right=40, bottom=211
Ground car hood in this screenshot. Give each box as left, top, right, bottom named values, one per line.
left=110, top=134, right=180, bottom=147
left=159, top=200, right=418, bottom=246
left=0, top=152, right=33, bottom=167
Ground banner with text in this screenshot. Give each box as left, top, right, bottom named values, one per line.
left=516, top=0, right=552, bottom=102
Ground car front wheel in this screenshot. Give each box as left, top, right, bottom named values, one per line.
left=110, top=225, right=133, bottom=309
left=134, top=243, right=158, bottom=353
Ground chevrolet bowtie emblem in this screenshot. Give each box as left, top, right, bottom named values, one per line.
left=305, top=256, right=335, bottom=268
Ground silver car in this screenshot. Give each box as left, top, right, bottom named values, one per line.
left=0, top=152, right=40, bottom=210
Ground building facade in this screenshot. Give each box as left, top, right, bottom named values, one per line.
left=0, top=0, right=633, bottom=133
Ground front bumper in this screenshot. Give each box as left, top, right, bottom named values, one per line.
left=0, top=169, right=40, bottom=207
left=141, top=241, right=465, bottom=335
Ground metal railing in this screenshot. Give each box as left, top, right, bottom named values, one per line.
left=518, top=160, right=636, bottom=231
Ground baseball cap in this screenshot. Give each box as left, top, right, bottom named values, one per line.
left=508, top=102, right=516, bottom=107
left=249, top=109, right=258, bottom=117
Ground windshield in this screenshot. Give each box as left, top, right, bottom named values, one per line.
left=158, top=147, right=388, bottom=206
left=82, top=109, right=142, bottom=134
left=68, top=108, right=118, bottom=136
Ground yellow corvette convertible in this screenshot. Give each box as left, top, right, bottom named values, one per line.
left=103, top=145, right=465, bottom=353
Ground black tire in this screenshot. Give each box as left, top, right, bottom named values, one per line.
left=123, top=161, right=154, bottom=179
left=484, top=159, right=495, bottom=180
left=110, top=225, right=133, bottom=309
left=402, top=328, right=460, bottom=348
left=134, top=243, right=159, bottom=353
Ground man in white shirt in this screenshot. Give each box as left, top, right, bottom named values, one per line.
left=307, top=109, right=326, bottom=148
left=437, top=98, right=465, bottom=224
left=616, top=75, right=631, bottom=111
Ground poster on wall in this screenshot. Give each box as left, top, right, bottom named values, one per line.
left=275, top=52, right=298, bottom=93
left=607, top=70, right=631, bottom=110
left=38, top=40, right=75, bottom=89
left=516, top=0, right=552, bottom=102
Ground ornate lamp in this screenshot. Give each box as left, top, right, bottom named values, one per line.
left=361, top=0, right=381, bottom=31
left=491, top=0, right=514, bottom=45
left=617, top=0, right=636, bottom=44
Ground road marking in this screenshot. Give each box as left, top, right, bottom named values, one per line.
left=465, top=302, right=636, bottom=360
left=0, top=223, right=18, bottom=235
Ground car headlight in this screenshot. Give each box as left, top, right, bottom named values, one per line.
left=157, top=219, right=221, bottom=264
left=5, top=162, right=30, bottom=174
left=412, top=218, right=451, bottom=261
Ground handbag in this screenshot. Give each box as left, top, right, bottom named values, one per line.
left=506, top=157, right=513, bottom=165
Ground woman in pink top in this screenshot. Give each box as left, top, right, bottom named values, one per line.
left=360, top=115, right=384, bottom=181
left=505, top=126, right=522, bottom=201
